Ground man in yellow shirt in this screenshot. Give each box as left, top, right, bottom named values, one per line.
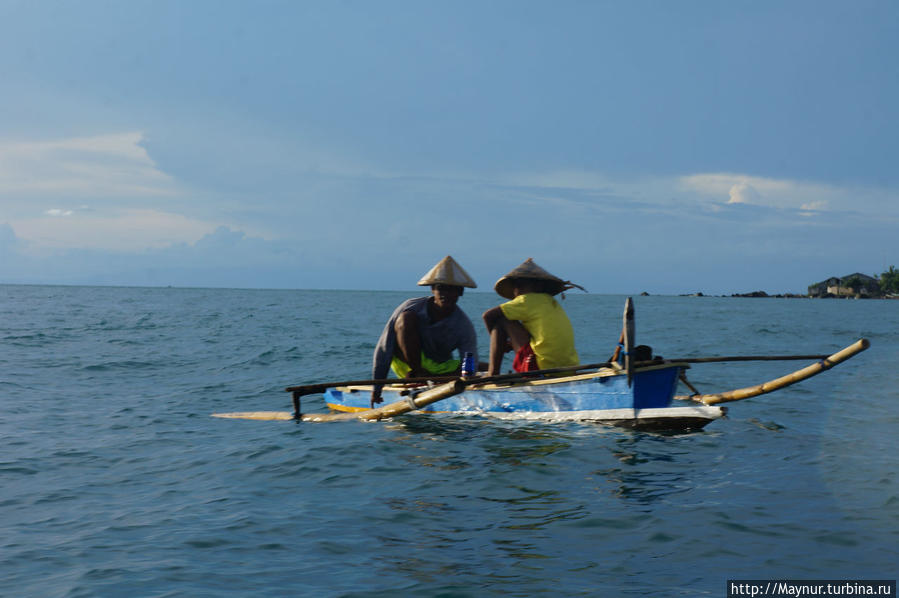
left=482, top=258, right=581, bottom=376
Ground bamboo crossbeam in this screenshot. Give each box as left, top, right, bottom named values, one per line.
left=284, top=351, right=840, bottom=397
left=668, top=354, right=830, bottom=364
left=677, top=339, right=870, bottom=405
left=285, top=361, right=615, bottom=396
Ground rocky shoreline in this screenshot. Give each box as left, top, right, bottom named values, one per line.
left=663, top=290, right=899, bottom=299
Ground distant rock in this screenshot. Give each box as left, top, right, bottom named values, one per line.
left=729, top=291, right=808, bottom=298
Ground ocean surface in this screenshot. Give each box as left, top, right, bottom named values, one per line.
left=2, top=285, right=896, bottom=597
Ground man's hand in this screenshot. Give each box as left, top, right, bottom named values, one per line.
left=370, top=389, right=383, bottom=408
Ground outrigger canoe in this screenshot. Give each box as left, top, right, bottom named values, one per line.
left=318, top=361, right=724, bottom=430
left=213, top=298, right=870, bottom=432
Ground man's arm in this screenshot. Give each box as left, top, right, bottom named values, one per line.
left=371, top=306, right=403, bottom=406
left=482, top=305, right=505, bottom=332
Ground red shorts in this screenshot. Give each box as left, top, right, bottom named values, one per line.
left=513, top=343, right=539, bottom=372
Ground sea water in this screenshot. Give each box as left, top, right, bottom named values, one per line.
left=1, top=285, right=896, bottom=597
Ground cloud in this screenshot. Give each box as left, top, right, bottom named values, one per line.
left=0, top=132, right=222, bottom=253
left=683, top=173, right=796, bottom=204
left=12, top=208, right=218, bottom=252
left=800, top=200, right=828, bottom=211
left=43, top=205, right=93, bottom=217
left=679, top=172, right=897, bottom=217
left=727, top=182, right=761, bottom=204
left=0, top=132, right=176, bottom=197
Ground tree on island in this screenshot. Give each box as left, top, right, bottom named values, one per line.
left=880, top=266, right=899, bottom=294
left=843, top=274, right=865, bottom=295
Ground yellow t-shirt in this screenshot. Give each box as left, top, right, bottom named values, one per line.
left=500, top=293, right=579, bottom=369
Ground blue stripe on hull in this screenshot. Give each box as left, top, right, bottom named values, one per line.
left=324, top=365, right=683, bottom=415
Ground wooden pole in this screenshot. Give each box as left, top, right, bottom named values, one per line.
left=294, top=362, right=623, bottom=422
left=623, top=297, right=635, bottom=386
left=285, top=352, right=841, bottom=398
left=286, top=375, right=456, bottom=396
left=679, top=371, right=702, bottom=396
left=285, top=361, right=615, bottom=397
left=676, top=339, right=869, bottom=405
left=668, top=354, right=831, bottom=364
left=299, top=379, right=467, bottom=422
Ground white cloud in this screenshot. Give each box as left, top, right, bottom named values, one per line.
left=800, top=200, right=828, bottom=211
left=727, top=182, right=761, bottom=204
left=0, top=133, right=225, bottom=253
left=0, top=132, right=176, bottom=197
left=678, top=172, right=899, bottom=216
left=12, top=208, right=217, bottom=252
left=475, top=169, right=899, bottom=226
left=682, top=173, right=797, bottom=201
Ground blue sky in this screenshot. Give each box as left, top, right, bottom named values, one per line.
left=1, top=0, right=897, bottom=294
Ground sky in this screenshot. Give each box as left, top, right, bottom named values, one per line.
left=1, top=0, right=897, bottom=295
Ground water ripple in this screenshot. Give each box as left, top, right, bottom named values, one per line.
left=1, top=287, right=896, bottom=597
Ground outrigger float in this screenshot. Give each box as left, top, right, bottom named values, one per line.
left=213, top=298, right=870, bottom=431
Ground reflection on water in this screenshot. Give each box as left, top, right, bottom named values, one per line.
left=388, top=415, right=708, bottom=509
left=588, top=434, right=698, bottom=506
left=350, top=418, right=730, bottom=592
left=377, top=416, right=714, bottom=547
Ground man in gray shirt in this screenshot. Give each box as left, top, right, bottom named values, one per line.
left=371, top=256, right=478, bottom=405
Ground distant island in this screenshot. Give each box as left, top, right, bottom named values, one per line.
left=682, top=266, right=899, bottom=299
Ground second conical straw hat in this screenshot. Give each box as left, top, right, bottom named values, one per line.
left=417, top=256, right=477, bottom=288
left=494, top=258, right=566, bottom=299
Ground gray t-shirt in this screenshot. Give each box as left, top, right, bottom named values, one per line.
left=371, top=296, right=478, bottom=381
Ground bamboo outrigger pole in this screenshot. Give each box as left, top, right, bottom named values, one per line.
left=298, top=379, right=467, bottom=422
left=677, top=338, right=870, bottom=405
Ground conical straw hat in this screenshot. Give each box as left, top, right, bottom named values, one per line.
left=494, top=258, right=566, bottom=299
left=417, top=256, right=477, bottom=288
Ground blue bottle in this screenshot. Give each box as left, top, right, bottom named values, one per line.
left=461, top=352, right=475, bottom=378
